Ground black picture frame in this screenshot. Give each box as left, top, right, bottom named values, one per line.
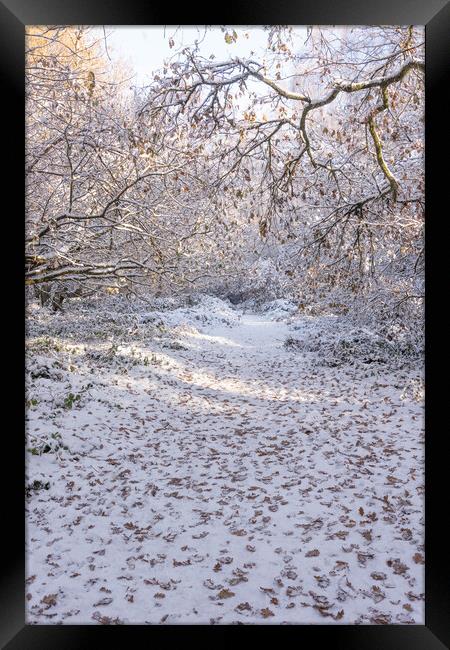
left=3, top=1, right=448, bottom=646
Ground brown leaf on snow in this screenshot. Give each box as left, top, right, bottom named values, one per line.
left=217, top=588, right=235, bottom=599
left=305, top=549, right=320, bottom=557
left=41, top=594, right=57, bottom=607
left=286, top=585, right=302, bottom=597
left=92, top=611, right=123, bottom=625
left=313, top=605, right=334, bottom=617
left=92, top=613, right=112, bottom=625
left=370, top=612, right=392, bottom=624
left=413, top=553, right=424, bottom=564
left=387, top=558, right=408, bottom=575
left=357, top=552, right=374, bottom=566
left=285, top=570, right=298, bottom=580
left=261, top=607, right=275, bottom=618
left=236, top=602, right=252, bottom=611
left=314, top=575, right=330, bottom=588
left=370, top=572, right=387, bottom=581
left=406, top=591, right=425, bottom=601
left=93, top=597, right=113, bottom=606
left=335, top=561, right=349, bottom=570
left=334, top=531, right=349, bottom=540
left=386, top=475, right=401, bottom=484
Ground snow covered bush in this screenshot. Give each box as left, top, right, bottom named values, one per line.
left=285, top=316, right=421, bottom=368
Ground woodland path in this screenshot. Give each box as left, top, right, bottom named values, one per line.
left=26, top=306, right=424, bottom=624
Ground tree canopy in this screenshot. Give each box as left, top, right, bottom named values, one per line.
left=25, top=25, right=424, bottom=338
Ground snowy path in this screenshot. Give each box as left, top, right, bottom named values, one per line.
left=26, top=306, right=424, bottom=624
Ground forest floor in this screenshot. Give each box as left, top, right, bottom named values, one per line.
left=25, top=295, right=424, bottom=624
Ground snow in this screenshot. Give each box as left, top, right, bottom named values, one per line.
left=26, top=296, right=424, bottom=624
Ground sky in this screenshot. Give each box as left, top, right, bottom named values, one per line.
left=98, top=26, right=307, bottom=90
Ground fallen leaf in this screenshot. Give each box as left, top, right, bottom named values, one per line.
left=94, top=597, right=113, bottom=606
left=41, top=594, right=57, bottom=607
left=261, top=607, right=275, bottom=618
left=217, top=588, right=235, bottom=599
left=236, top=602, right=251, bottom=611
left=370, top=572, right=386, bottom=581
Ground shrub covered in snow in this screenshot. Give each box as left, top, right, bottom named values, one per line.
left=285, top=317, right=421, bottom=368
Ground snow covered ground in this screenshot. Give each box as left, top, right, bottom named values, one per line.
left=25, top=296, right=424, bottom=624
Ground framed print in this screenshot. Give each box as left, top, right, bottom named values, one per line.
left=2, top=0, right=449, bottom=646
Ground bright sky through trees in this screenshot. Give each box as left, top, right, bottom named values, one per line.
left=101, top=26, right=307, bottom=88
